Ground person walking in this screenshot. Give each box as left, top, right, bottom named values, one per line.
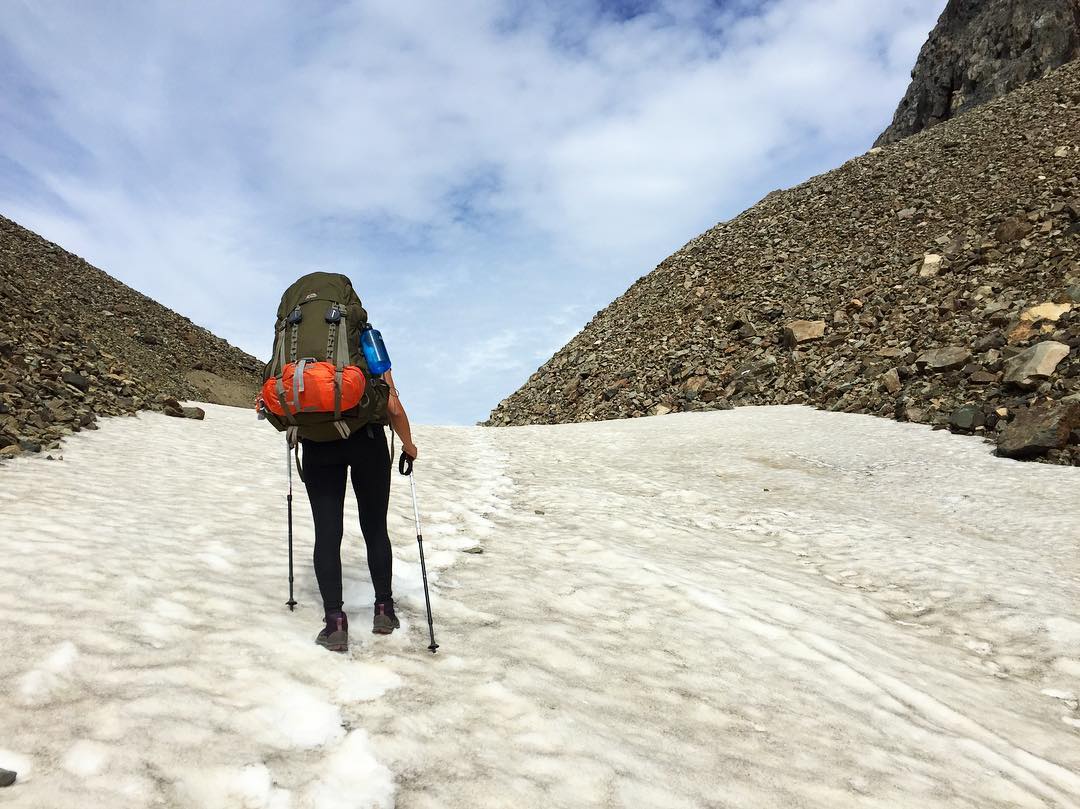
left=303, top=369, right=417, bottom=651
left=258, top=271, right=417, bottom=653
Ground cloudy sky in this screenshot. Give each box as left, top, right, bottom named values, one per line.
left=0, top=0, right=944, bottom=424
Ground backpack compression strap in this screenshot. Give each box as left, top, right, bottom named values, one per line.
left=334, top=317, right=350, bottom=418
left=328, top=306, right=352, bottom=440
left=289, top=313, right=300, bottom=363
left=292, top=358, right=312, bottom=413
left=272, top=327, right=296, bottom=425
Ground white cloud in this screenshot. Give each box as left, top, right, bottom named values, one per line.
left=0, top=0, right=944, bottom=424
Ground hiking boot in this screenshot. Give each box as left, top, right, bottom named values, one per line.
left=316, top=611, right=348, bottom=652
left=372, top=601, right=400, bottom=635
left=0, top=768, right=15, bottom=788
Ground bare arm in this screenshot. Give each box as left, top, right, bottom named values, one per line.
left=383, top=369, right=417, bottom=459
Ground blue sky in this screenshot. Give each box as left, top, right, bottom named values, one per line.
left=0, top=0, right=944, bottom=424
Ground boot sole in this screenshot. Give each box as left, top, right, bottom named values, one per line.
left=316, top=630, right=348, bottom=652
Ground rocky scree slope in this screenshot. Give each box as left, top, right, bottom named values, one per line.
left=487, top=61, right=1080, bottom=465
left=0, top=215, right=262, bottom=460
left=876, top=0, right=1080, bottom=145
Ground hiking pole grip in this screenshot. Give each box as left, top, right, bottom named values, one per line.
left=398, top=450, right=414, bottom=476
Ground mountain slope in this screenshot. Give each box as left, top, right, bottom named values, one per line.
left=876, top=0, right=1080, bottom=145
left=0, top=215, right=261, bottom=458
left=486, top=61, right=1080, bottom=463
left=1, top=407, right=1078, bottom=807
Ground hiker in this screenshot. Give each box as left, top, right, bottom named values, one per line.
left=258, top=272, right=417, bottom=652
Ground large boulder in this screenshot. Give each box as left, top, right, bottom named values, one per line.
left=998, top=402, right=1080, bottom=458
left=1003, top=341, right=1071, bottom=389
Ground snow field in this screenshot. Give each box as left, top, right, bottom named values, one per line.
left=0, top=403, right=1077, bottom=808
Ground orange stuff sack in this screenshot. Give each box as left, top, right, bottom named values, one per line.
left=262, top=361, right=367, bottom=418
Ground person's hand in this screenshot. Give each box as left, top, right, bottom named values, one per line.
left=403, top=441, right=418, bottom=460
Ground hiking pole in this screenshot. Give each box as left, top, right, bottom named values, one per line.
left=286, top=440, right=297, bottom=611
left=399, top=452, right=438, bottom=653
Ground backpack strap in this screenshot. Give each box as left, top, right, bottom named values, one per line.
left=286, top=427, right=304, bottom=482
left=270, top=329, right=285, bottom=378
left=327, top=307, right=353, bottom=440
left=292, top=358, right=311, bottom=413
left=275, top=382, right=294, bottom=424
left=332, top=314, right=350, bottom=421
left=273, top=327, right=296, bottom=425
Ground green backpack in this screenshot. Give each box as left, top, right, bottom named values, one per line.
left=260, top=272, right=390, bottom=443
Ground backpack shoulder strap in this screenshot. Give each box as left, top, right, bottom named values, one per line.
left=332, top=308, right=352, bottom=436
left=271, top=325, right=297, bottom=425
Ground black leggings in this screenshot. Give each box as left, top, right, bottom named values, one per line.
left=301, top=425, right=393, bottom=614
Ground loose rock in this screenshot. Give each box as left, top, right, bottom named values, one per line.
left=784, top=320, right=826, bottom=347
left=919, top=254, right=944, bottom=277
left=881, top=368, right=902, bottom=394
left=996, top=216, right=1035, bottom=244
left=949, top=404, right=985, bottom=432
left=1020, top=302, right=1072, bottom=323
left=916, top=347, right=972, bottom=373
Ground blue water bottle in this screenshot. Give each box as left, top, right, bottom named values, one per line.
left=360, top=324, right=392, bottom=375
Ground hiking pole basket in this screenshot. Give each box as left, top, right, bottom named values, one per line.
left=286, top=440, right=297, bottom=611
left=400, top=452, right=438, bottom=653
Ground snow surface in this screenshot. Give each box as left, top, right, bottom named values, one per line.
left=1, top=403, right=1078, bottom=808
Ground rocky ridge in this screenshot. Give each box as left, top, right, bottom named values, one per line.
left=0, top=215, right=262, bottom=460
left=486, top=60, right=1080, bottom=464
left=876, top=0, right=1080, bottom=145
